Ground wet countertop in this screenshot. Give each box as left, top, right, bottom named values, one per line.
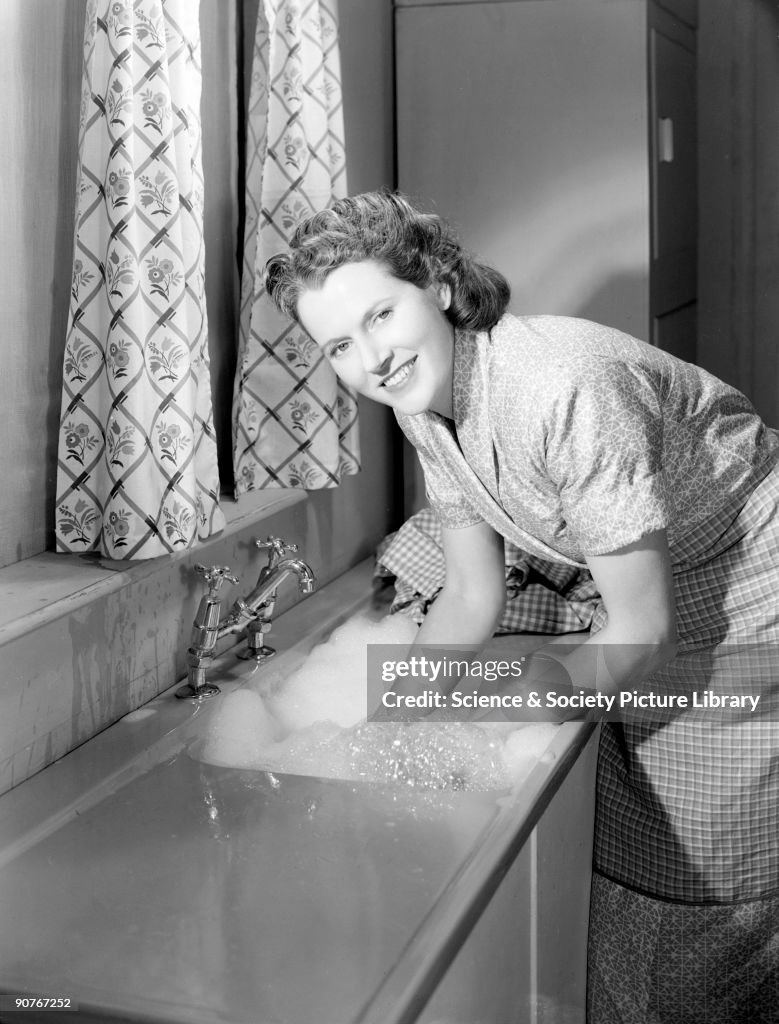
left=0, top=562, right=595, bottom=1024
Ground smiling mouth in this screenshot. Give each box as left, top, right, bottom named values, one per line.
left=380, top=357, right=417, bottom=390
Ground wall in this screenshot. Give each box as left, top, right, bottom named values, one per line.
left=0, top=0, right=397, bottom=795
left=697, top=0, right=779, bottom=427
left=395, top=0, right=652, bottom=515
left=0, top=1, right=83, bottom=567
left=396, top=0, right=651, bottom=342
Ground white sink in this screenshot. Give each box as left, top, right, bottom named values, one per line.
left=0, top=561, right=596, bottom=1024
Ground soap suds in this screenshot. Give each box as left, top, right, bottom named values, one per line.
left=199, top=613, right=558, bottom=790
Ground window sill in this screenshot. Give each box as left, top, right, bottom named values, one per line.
left=0, top=490, right=306, bottom=647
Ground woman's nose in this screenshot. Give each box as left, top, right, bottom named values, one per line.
left=368, top=352, right=393, bottom=377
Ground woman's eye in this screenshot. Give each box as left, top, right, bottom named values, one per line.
left=329, top=340, right=351, bottom=359
left=374, top=309, right=392, bottom=325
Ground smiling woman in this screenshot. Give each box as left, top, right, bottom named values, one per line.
left=265, top=188, right=779, bottom=1023
left=296, top=261, right=455, bottom=417
left=265, top=190, right=511, bottom=418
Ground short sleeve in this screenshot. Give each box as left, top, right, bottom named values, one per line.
left=545, top=359, right=671, bottom=553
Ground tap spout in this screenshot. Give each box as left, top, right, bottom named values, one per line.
left=177, top=551, right=314, bottom=700
left=237, top=557, right=316, bottom=619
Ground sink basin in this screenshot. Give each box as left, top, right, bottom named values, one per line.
left=195, top=702, right=558, bottom=792
left=192, top=609, right=562, bottom=793
left=0, top=560, right=596, bottom=1024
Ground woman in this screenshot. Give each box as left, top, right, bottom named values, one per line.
left=265, top=190, right=779, bottom=1023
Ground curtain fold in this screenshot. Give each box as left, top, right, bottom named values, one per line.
left=55, top=0, right=224, bottom=559
left=232, top=0, right=360, bottom=494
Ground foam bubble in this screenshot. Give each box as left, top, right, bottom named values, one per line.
left=200, top=612, right=558, bottom=790
left=266, top=612, right=417, bottom=732
left=200, top=688, right=281, bottom=769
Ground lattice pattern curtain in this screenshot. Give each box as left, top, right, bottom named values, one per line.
left=233, top=0, right=360, bottom=493
left=56, top=0, right=224, bottom=559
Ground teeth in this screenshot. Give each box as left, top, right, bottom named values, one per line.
left=383, top=360, right=414, bottom=388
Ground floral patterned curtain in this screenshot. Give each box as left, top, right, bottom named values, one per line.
left=232, top=0, right=360, bottom=494
left=55, top=0, right=224, bottom=559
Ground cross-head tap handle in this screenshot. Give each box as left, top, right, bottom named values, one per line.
left=254, top=537, right=299, bottom=567
left=194, top=564, right=240, bottom=593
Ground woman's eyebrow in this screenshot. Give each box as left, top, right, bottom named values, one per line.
left=324, top=296, right=394, bottom=348
left=363, top=296, right=393, bottom=321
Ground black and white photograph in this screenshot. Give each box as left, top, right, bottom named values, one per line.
left=0, top=2, right=777, bottom=1022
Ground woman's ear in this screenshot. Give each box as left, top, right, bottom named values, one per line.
left=436, top=281, right=452, bottom=312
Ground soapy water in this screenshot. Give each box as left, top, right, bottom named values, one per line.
left=199, top=613, right=558, bottom=792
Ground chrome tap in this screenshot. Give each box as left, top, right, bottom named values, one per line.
left=233, top=539, right=316, bottom=662
left=176, top=564, right=241, bottom=701
left=176, top=540, right=315, bottom=701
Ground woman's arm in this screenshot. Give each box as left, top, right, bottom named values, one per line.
left=510, top=528, right=678, bottom=718
left=373, top=521, right=506, bottom=717
left=582, top=527, right=677, bottom=684
left=378, top=522, right=676, bottom=719
left=414, top=519, right=507, bottom=649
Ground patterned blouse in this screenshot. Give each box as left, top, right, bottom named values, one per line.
left=396, top=315, right=778, bottom=569
left=396, top=315, right=779, bottom=903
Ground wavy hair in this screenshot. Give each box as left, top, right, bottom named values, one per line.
left=264, top=190, right=510, bottom=331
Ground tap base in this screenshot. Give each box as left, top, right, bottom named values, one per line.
left=175, top=681, right=221, bottom=701
left=236, top=645, right=277, bottom=663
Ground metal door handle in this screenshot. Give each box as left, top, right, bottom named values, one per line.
left=658, top=117, right=674, bottom=163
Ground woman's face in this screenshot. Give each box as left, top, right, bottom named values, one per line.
left=296, top=260, right=455, bottom=418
